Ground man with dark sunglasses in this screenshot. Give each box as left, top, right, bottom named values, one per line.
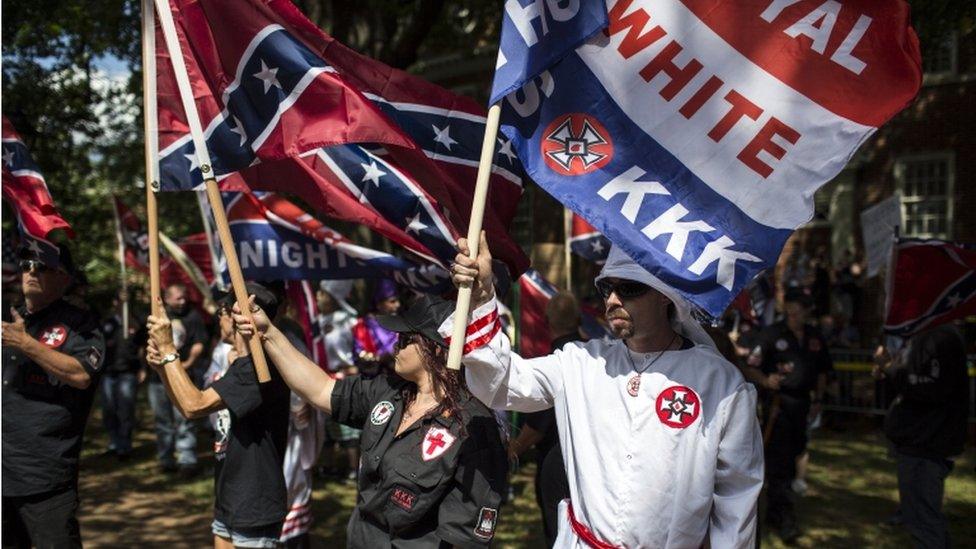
left=2, top=244, right=105, bottom=548
left=449, top=234, right=763, bottom=548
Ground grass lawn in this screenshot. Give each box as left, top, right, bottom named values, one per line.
left=77, top=404, right=975, bottom=547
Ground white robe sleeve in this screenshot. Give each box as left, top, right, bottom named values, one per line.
left=439, top=297, right=564, bottom=413
left=709, top=383, right=764, bottom=548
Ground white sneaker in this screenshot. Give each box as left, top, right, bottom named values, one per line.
left=791, top=478, right=808, bottom=496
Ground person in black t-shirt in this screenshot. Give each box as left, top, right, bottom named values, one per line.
left=146, top=283, right=290, bottom=549
left=233, top=293, right=509, bottom=548
left=148, top=283, right=209, bottom=475
left=2, top=244, right=105, bottom=548
left=744, top=290, right=832, bottom=543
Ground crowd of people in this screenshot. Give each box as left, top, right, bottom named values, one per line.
left=1, top=237, right=970, bottom=548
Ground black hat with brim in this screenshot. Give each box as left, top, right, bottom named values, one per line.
left=376, top=294, right=455, bottom=348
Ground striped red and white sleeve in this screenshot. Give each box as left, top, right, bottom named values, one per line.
left=438, top=297, right=503, bottom=355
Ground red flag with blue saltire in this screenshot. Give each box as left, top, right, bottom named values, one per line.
left=2, top=116, right=73, bottom=267
left=154, top=0, right=409, bottom=192
left=884, top=239, right=976, bottom=337
left=568, top=213, right=610, bottom=263
left=519, top=269, right=610, bottom=358
left=153, top=0, right=529, bottom=276
left=492, top=0, right=921, bottom=316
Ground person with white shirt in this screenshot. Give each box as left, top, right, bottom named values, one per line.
left=449, top=234, right=764, bottom=549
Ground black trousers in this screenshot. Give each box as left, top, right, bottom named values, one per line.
left=896, top=452, right=952, bottom=549
left=763, top=396, right=810, bottom=529
left=2, top=487, right=82, bottom=549
left=538, top=444, right=570, bottom=547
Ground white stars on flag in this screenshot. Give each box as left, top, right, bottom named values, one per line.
left=2, top=148, right=13, bottom=168
left=432, top=124, right=457, bottom=151
left=497, top=138, right=516, bottom=164
left=253, top=59, right=282, bottom=94
left=405, top=211, right=428, bottom=234
left=229, top=116, right=247, bottom=147
left=361, top=161, right=386, bottom=187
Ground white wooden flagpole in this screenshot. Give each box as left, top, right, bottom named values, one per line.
left=446, top=103, right=502, bottom=371
left=153, top=0, right=271, bottom=382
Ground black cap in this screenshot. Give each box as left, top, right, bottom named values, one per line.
left=219, top=282, right=279, bottom=319
left=376, top=294, right=455, bottom=348
left=18, top=241, right=76, bottom=277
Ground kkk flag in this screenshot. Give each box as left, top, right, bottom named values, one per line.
left=568, top=212, right=610, bottom=262
left=492, top=0, right=921, bottom=316
left=286, top=280, right=329, bottom=372
left=884, top=239, right=976, bottom=337
left=154, top=0, right=409, bottom=192
left=208, top=190, right=452, bottom=293
left=113, top=196, right=150, bottom=270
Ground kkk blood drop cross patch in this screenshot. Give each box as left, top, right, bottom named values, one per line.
left=421, top=427, right=456, bottom=461
left=390, top=487, right=417, bottom=511
left=655, top=385, right=701, bottom=429
left=473, top=507, right=497, bottom=539
left=39, top=325, right=68, bottom=348
left=541, top=113, right=613, bottom=175
left=370, top=401, right=395, bottom=425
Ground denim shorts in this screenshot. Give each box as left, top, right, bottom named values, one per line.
left=212, top=518, right=282, bottom=548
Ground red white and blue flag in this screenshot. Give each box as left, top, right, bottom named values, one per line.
left=113, top=196, right=150, bottom=270
left=154, top=0, right=529, bottom=275
left=209, top=190, right=451, bottom=293
left=2, top=116, right=73, bottom=267
left=568, top=212, right=610, bottom=262
left=884, top=239, right=976, bottom=337
left=154, top=0, right=407, bottom=191
left=286, top=280, right=330, bottom=372
left=493, top=0, right=921, bottom=316
left=519, top=269, right=609, bottom=358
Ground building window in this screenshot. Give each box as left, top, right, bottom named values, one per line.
left=922, top=32, right=957, bottom=77
left=895, top=153, right=954, bottom=239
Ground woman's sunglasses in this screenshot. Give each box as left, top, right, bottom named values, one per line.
left=393, top=333, right=419, bottom=352
left=595, top=279, right=652, bottom=300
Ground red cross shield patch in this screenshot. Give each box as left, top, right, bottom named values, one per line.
left=39, top=325, right=68, bottom=348
left=655, top=385, right=701, bottom=429
left=421, top=427, right=456, bottom=461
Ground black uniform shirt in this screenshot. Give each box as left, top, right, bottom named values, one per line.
left=751, top=321, right=833, bottom=399
left=331, top=374, right=508, bottom=549
left=2, top=299, right=105, bottom=497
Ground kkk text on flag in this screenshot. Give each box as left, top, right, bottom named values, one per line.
left=884, top=239, right=976, bottom=337
left=493, top=0, right=921, bottom=315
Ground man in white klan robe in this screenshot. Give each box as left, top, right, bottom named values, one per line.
left=448, top=235, right=763, bottom=549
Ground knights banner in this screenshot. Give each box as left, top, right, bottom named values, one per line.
left=493, top=0, right=921, bottom=316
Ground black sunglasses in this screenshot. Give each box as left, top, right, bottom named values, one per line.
left=595, top=279, right=652, bottom=300
left=394, top=332, right=419, bottom=351
left=19, top=259, right=51, bottom=273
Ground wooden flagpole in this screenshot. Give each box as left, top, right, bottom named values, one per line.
left=142, top=0, right=162, bottom=318
left=111, top=199, right=130, bottom=334
left=153, top=0, right=271, bottom=382
left=446, top=103, right=501, bottom=371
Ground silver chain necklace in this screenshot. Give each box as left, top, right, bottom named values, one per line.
left=624, top=332, right=678, bottom=397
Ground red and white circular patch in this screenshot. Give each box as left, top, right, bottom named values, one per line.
left=540, top=113, right=613, bottom=176
left=655, top=385, right=701, bottom=429
left=39, top=325, right=68, bottom=348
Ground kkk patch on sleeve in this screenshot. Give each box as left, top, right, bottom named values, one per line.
left=85, top=347, right=103, bottom=370
left=473, top=507, right=497, bottom=539
left=390, top=486, right=417, bottom=511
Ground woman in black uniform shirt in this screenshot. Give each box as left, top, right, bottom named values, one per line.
left=234, top=293, right=508, bottom=548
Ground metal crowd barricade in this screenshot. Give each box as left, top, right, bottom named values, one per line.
left=825, top=349, right=976, bottom=422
